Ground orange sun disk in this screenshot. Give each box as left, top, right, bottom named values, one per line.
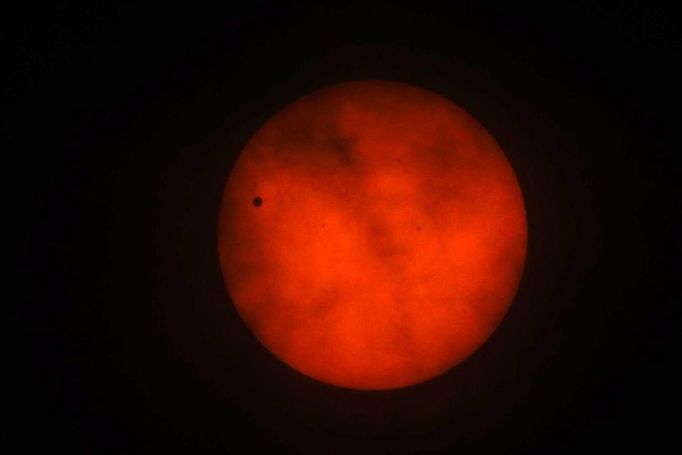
left=218, top=81, right=527, bottom=390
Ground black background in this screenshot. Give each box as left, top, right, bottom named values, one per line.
left=11, top=2, right=678, bottom=453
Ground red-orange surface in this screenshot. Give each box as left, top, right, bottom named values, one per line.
left=218, top=81, right=527, bottom=390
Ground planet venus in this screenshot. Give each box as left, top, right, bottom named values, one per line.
left=218, top=80, right=527, bottom=390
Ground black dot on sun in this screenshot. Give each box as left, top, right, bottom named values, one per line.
left=252, top=196, right=263, bottom=207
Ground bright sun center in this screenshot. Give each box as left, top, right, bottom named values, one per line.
left=217, top=80, right=527, bottom=390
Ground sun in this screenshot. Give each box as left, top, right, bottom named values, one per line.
left=217, top=80, right=527, bottom=390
